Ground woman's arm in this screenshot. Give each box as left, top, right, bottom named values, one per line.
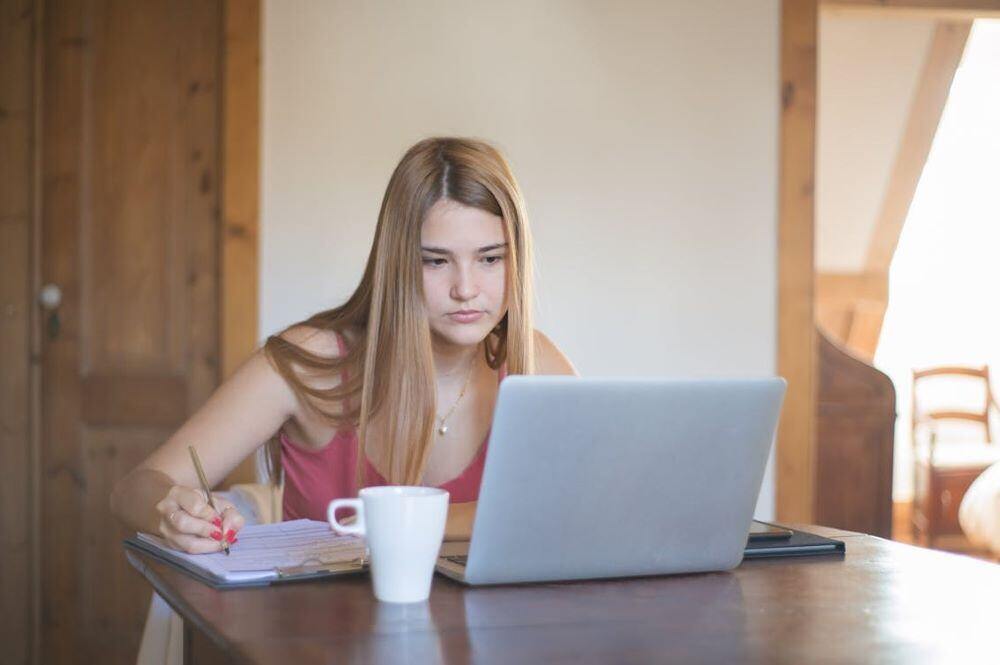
left=110, top=349, right=299, bottom=551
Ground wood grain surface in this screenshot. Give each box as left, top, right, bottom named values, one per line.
left=127, top=527, right=1000, bottom=664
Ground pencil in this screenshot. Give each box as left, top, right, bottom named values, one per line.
left=188, top=446, right=231, bottom=556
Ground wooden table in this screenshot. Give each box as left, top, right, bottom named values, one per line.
left=126, top=526, right=1000, bottom=664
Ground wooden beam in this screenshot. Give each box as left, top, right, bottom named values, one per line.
left=816, top=272, right=890, bottom=303
left=823, top=0, right=1000, bottom=19
left=221, top=0, right=261, bottom=486
left=844, top=299, right=889, bottom=355
left=865, top=21, right=971, bottom=273
left=815, top=271, right=890, bottom=357
left=778, top=0, right=819, bottom=524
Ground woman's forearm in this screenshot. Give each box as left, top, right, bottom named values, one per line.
left=110, top=467, right=177, bottom=534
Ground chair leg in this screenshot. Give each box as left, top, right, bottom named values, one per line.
left=911, top=460, right=924, bottom=546
left=926, top=474, right=938, bottom=549
left=912, top=465, right=928, bottom=546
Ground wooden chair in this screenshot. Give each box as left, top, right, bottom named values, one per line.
left=911, top=365, right=1000, bottom=547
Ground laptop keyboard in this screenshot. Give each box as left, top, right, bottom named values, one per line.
left=444, top=555, right=468, bottom=566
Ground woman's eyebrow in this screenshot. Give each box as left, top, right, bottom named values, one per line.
left=420, top=242, right=507, bottom=255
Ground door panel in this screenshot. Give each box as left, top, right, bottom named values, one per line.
left=41, top=1, right=221, bottom=663
left=80, top=427, right=172, bottom=661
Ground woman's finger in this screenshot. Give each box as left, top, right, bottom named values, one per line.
left=155, top=497, right=186, bottom=538
left=165, top=527, right=224, bottom=554
left=154, top=496, right=179, bottom=518
left=167, top=508, right=218, bottom=539
left=173, top=486, right=218, bottom=522
left=215, top=500, right=245, bottom=542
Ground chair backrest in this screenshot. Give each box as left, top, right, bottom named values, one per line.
left=911, top=365, right=996, bottom=446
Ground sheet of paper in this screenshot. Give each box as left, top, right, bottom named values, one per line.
left=137, top=519, right=365, bottom=581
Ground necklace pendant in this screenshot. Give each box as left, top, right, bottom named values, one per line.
left=438, top=424, right=448, bottom=436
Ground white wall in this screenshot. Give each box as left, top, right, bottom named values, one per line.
left=817, top=14, right=934, bottom=272
left=262, top=0, right=780, bottom=517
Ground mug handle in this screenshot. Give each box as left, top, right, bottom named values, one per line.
left=328, top=498, right=365, bottom=536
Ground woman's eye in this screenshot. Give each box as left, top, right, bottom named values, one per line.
left=482, top=255, right=504, bottom=265
left=422, top=258, right=447, bottom=267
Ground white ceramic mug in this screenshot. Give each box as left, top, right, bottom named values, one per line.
left=328, top=486, right=449, bottom=603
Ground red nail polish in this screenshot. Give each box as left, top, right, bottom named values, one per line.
left=210, top=531, right=222, bottom=541
left=212, top=517, right=222, bottom=527
left=231, top=537, right=238, bottom=544
left=226, top=529, right=236, bottom=543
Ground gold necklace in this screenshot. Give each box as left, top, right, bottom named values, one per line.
left=436, top=358, right=475, bottom=436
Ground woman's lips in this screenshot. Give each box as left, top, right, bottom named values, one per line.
left=448, top=310, right=485, bottom=324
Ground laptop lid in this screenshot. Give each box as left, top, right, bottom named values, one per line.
left=462, top=376, right=785, bottom=585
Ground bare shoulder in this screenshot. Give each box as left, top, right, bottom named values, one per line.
left=277, top=324, right=347, bottom=359
left=269, top=324, right=357, bottom=396
left=533, top=329, right=578, bottom=376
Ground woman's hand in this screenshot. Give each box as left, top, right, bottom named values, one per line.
left=154, top=485, right=245, bottom=554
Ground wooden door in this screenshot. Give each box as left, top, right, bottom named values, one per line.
left=40, top=1, right=222, bottom=663
left=1, top=2, right=38, bottom=664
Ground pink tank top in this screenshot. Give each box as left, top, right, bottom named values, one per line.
left=280, top=335, right=505, bottom=522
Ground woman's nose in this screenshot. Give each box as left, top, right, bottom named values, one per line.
left=451, top=265, right=479, bottom=302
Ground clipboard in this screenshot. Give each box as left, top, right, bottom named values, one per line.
left=124, top=536, right=368, bottom=588
left=123, top=520, right=369, bottom=589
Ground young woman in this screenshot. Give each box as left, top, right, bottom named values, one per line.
left=111, top=137, right=576, bottom=554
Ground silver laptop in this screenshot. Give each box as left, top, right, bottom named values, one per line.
left=435, top=376, right=786, bottom=585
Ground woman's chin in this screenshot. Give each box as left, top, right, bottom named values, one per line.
left=431, top=323, right=492, bottom=348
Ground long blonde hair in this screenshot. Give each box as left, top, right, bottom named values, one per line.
left=263, top=137, right=535, bottom=486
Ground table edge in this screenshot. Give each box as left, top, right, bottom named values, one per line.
left=125, top=549, right=256, bottom=665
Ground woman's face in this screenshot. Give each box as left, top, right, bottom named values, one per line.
left=420, top=198, right=508, bottom=349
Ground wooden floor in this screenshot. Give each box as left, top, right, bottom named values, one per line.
left=891, top=501, right=997, bottom=563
